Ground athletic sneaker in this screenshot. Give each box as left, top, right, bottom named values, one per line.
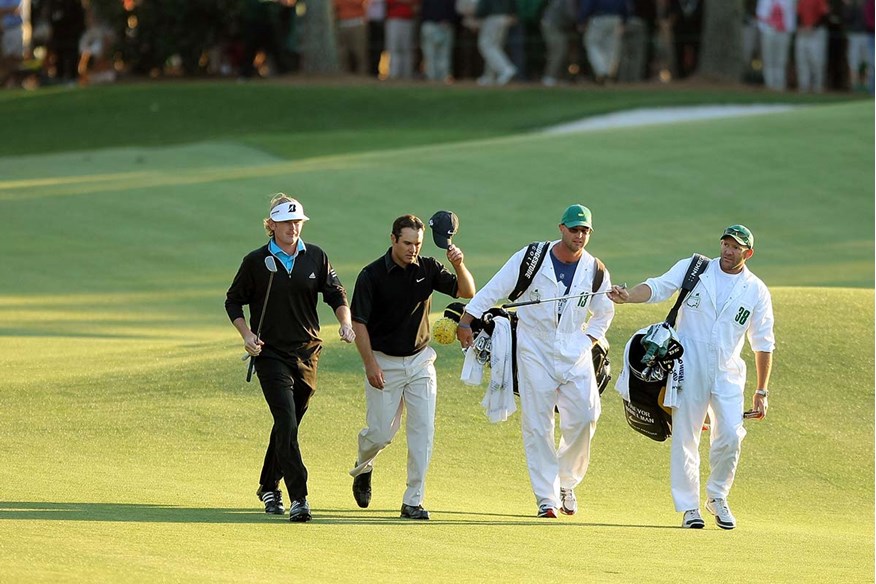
left=537, top=505, right=557, bottom=518
left=681, top=509, right=705, bottom=529
left=400, top=504, right=430, bottom=520
left=705, top=498, right=736, bottom=530
left=288, top=498, right=312, bottom=523
left=352, top=469, right=372, bottom=509
left=559, top=488, right=577, bottom=516
left=256, top=487, right=285, bottom=515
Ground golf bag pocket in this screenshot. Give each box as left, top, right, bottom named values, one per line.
left=623, top=380, right=672, bottom=442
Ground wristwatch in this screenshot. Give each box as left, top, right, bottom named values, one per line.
left=755, top=389, right=769, bottom=398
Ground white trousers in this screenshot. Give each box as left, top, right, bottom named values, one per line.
left=421, top=21, right=455, bottom=81
left=760, top=27, right=791, bottom=90
left=584, top=15, right=622, bottom=77
left=516, top=339, right=599, bottom=509
left=795, top=27, right=827, bottom=93
left=478, top=15, right=515, bottom=80
left=351, top=347, right=437, bottom=506
left=386, top=18, right=416, bottom=79
left=670, top=352, right=747, bottom=511
left=541, top=20, right=568, bottom=80
left=847, top=32, right=874, bottom=85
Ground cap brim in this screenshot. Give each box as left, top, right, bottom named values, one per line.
left=271, top=213, right=309, bottom=222
left=722, top=234, right=750, bottom=248
left=564, top=221, right=591, bottom=229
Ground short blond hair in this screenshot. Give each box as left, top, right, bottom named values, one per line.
left=263, top=193, right=296, bottom=237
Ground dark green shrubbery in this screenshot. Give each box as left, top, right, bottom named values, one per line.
left=91, top=0, right=251, bottom=75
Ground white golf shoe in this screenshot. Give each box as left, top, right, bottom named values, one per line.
left=559, top=488, right=577, bottom=515
left=706, top=498, right=736, bottom=530
left=681, top=509, right=705, bottom=529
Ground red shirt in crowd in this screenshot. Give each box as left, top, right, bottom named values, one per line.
left=797, top=0, right=829, bottom=28
left=386, top=0, right=419, bottom=19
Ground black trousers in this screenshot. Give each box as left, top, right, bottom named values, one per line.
left=254, top=344, right=320, bottom=500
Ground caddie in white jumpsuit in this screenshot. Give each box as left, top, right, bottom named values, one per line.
left=457, top=205, right=615, bottom=518
left=608, top=225, right=775, bottom=530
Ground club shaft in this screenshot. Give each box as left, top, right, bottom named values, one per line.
left=244, top=271, right=276, bottom=382
left=502, top=289, right=612, bottom=309
left=254, top=272, right=275, bottom=341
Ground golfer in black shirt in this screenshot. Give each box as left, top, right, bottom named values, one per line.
left=226, top=194, right=355, bottom=522
left=349, top=214, right=475, bottom=520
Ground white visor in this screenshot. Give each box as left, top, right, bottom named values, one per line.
left=269, top=200, right=309, bottom=222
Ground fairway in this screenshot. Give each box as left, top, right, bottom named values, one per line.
left=0, top=84, right=873, bottom=583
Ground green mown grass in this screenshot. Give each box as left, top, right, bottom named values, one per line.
left=0, top=86, right=872, bottom=583
left=0, top=81, right=862, bottom=158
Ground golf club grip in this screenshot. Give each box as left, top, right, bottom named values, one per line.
left=246, top=357, right=255, bottom=383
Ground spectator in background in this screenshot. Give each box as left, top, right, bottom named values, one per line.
left=757, top=0, right=796, bottom=90
left=509, top=0, right=546, bottom=82
left=0, top=0, right=24, bottom=86
left=386, top=0, right=418, bottom=79
left=78, top=0, right=116, bottom=85
left=668, top=0, right=703, bottom=79
left=335, top=0, right=369, bottom=74
left=653, top=0, right=676, bottom=80
left=865, top=0, right=874, bottom=92
left=239, top=0, right=291, bottom=78
left=420, top=0, right=457, bottom=81
left=43, top=0, right=86, bottom=83
left=742, top=0, right=761, bottom=80
left=796, top=0, right=829, bottom=91
left=476, top=0, right=517, bottom=85
left=367, top=0, right=386, bottom=76
left=823, top=0, right=845, bottom=90
left=844, top=0, right=873, bottom=90
left=578, top=0, right=628, bottom=85
left=541, top=0, right=575, bottom=85
left=454, top=0, right=482, bottom=80
left=618, top=0, right=656, bottom=81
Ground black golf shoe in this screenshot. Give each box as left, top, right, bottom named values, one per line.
left=400, top=504, right=430, bottom=520
left=288, top=498, right=312, bottom=523
left=352, top=470, right=372, bottom=508
left=256, top=487, right=285, bottom=515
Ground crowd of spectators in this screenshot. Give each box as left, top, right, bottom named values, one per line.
left=1, top=0, right=873, bottom=93
left=320, top=0, right=874, bottom=91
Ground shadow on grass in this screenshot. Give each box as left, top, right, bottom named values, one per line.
left=0, top=501, right=674, bottom=528
left=0, top=328, right=161, bottom=340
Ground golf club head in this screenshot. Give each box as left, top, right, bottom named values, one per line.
left=264, top=256, right=278, bottom=273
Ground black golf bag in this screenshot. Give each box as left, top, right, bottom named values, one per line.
left=622, top=327, right=683, bottom=442
left=621, top=253, right=710, bottom=442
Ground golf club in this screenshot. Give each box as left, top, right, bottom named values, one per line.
left=244, top=255, right=278, bottom=382
left=502, top=284, right=625, bottom=309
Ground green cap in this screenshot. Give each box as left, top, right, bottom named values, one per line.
left=561, top=204, right=592, bottom=229
left=722, top=225, right=754, bottom=249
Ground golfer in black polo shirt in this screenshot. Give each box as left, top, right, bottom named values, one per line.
left=226, top=194, right=355, bottom=523
left=349, top=214, right=475, bottom=520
